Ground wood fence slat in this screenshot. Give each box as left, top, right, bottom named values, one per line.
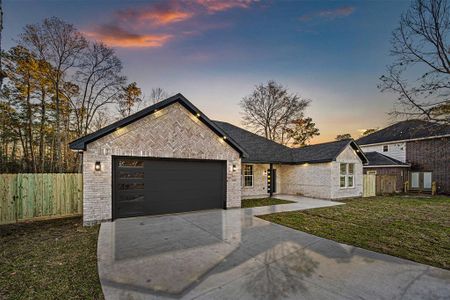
left=0, top=173, right=83, bottom=224
left=0, top=174, right=18, bottom=224
left=363, top=174, right=376, bottom=197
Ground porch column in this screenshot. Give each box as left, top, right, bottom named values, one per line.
left=269, top=163, right=273, bottom=197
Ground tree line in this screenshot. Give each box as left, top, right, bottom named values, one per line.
left=1, top=0, right=447, bottom=173
left=0, top=17, right=167, bottom=173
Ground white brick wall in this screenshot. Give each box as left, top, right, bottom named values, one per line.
left=279, top=163, right=333, bottom=199
left=276, top=145, right=363, bottom=199
left=331, top=146, right=363, bottom=198
left=83, top=103, right=241, bottom=225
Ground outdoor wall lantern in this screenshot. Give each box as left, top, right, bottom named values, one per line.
left=95, top=161, right=101, bottom=171
left=263, top=170, right=267, bottom=176
left=232, top=164, right=237, bottom=172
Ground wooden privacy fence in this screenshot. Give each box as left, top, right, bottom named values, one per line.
left=363, top=174, right=376, bottom=197
left=0, top=173, right=82, bottom=225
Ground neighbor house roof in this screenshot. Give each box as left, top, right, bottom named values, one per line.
left=214, top=121, right=368, bottom=164
left=363, top=151, right=410, bottom=168
left=69, top=93, right=247, bottom=157
left=357, top=120, right=450, bottom=145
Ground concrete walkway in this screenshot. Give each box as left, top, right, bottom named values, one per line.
left=97, top=196, right=450, bottom=300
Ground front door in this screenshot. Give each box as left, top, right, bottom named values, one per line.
left=423, top=172, right=432, bottom=190
left=411, top=172, right=420, bottom=189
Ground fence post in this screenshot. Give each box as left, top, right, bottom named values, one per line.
left=432, top=182, right=437, bottom=196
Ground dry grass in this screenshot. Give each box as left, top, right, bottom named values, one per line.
left=0, top=217, right=103, bottom=299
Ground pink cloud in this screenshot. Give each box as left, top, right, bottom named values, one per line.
left=300, top=6, right=355, bottom=22
left=86, top=0, right=256, bottom=48
left=84, top=24, right=172, bottom=48
left=194, top=0, right=256, bottom=13
left=116, top=2, right=194, bottom=26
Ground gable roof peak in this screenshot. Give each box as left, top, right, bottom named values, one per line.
left=69, top=93, right=247, bottom=156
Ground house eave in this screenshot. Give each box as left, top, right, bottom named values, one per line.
left=242, top=159, right=333, bottom=165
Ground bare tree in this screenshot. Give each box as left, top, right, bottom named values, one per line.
left=65, top=42, right=126, bottom=136
left=380, top=0, right=450, bottom=125
left=20, top=17, right=87, bottom=171
left=240, top=80, right=310, bottom=145
left=336, top=133, right=352, bottom=141
left=150, top=87, right=168, bottom=104
left=91, top=110, right=110, bottom=131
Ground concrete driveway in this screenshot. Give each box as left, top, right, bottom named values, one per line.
left=97, top=195, right=450, bottom=300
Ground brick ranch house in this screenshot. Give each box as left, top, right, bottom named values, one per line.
left=69, top=94, right=367, bottom=225
left=357, top=120, right=450, bottom=195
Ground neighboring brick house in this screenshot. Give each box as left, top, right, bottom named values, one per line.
left=357, top=120, right=450, bottom=194
left=69, top=94, right=367, bottom=225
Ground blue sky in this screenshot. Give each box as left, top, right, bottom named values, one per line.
left=3, top=0, right=411, bottom=142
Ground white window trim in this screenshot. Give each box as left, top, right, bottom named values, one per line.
left=340, top=163, right=356, bottom=189
left=243, top=165, right=254, bottom=188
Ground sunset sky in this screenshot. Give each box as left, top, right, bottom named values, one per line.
left=4, top=0, right=411, bottom=143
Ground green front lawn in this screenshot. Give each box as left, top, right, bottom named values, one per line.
left=241, top=197, right=296, bottom=208
left=259, top=196, right=450, bottom=270
left=0, top=217, right=103, bottom=299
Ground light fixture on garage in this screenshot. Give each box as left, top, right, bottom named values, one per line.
left=223, top=136, right=227, bottom=140
left=196, top=112, right=201, bottom=117
left=95, top=161, right=101, bottom=171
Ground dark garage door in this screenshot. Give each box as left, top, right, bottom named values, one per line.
left=113, top=157, right=226, bottom=219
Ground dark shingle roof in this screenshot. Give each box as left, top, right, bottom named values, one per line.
left=214, top=121, right=368, bottom=164
left=212, top=121, right=293, bottom=163
left=357, top=120, right=450, bottom=145
left=290, top=139, right=363, bottom=164
left=364, top=152, right=409, bottom=167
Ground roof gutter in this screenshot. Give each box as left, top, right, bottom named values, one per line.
left=364, top=164, right=410, bottom=168
left=358, top=134, right=450, bottom=147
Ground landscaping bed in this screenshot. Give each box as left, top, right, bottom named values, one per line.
left=259, top=196, right=450, bottom=270
left=0, top=217, right=103, bottom=299
left=241, top=197, right=295, bottom=208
